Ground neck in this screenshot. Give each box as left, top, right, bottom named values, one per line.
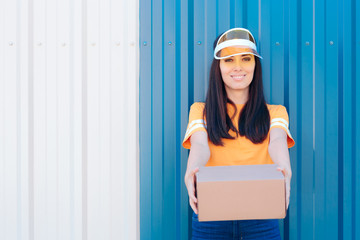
left=226, top=89, right=249, bottom=104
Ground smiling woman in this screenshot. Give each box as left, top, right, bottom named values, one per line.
left=183, top=28, right=295, bottom=240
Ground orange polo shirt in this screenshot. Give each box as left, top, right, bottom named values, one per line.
left=182, top=102, right=295, bottom=166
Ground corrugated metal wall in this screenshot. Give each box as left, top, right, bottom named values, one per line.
left=0, top=0, right=139, bottom=239
left=139, top=0, right=360, bottom=239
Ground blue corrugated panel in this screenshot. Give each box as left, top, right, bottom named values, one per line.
left=139, top=0, right=360, bottom=239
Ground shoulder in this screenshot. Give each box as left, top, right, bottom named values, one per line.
left=189, top=102, right=205, bottom=116
left=190, top=102, right=205, bottom=111
left=266, top=104, right=288, bottom=117
left=187, top=102, right=206, bottom=122
left=266, top=104, right=286, bottom=111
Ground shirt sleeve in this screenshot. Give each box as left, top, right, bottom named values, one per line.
left=269, top=105, right=295, bottom=148
left=182, top=102, right=207, bottom=149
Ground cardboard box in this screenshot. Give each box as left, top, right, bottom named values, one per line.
left=196, top=164, right=286, bottom=221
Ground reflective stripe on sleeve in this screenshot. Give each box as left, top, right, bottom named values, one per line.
left=184, top=123, right=206, bottom=140
left=270, top=122, right=293, bottom=139
left=271, top=118, right=289, bottom=128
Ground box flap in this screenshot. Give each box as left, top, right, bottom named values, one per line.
left=196, top=164, right=283, bottom=182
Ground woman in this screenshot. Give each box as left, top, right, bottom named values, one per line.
left=183, top=28, right=295, bottom=239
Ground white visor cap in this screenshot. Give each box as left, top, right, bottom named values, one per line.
left=214, top=28, right=262, bottom=59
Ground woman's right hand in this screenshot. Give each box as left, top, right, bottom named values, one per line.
left=184, top=167, right=199, bottom=214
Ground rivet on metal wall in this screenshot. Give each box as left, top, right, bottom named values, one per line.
left=275, top=42, right=280, bottom=46
left=329, top=41, right=334, bottom=45
left=143, top=41, right=147, bottom=46
left=197, top=41, right=202, bottom=45
left=62, top=43, right=66, bottom=47
left=305, top=42, right=310, bottom=46
left=9, top=42, right=14, bottom=46
left=38, top=42, right=42, bottom=46
left=168, top=41, right=172, bottom=46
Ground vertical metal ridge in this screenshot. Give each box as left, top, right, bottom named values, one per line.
left=161, top=3, right=165, bottom=236
left=81, top=0, right=87, bottom=238
left=215, top=0, right=218, bottom=34
left=258, top=0, right=261, bottom=40
left=188, top=0, right=194, bottom=105
left=283, top=0, right=290, bottom=238
left=175, top=0, right=181, bottom=239
left=312, top=1, right=316, bottom=239
left=296, top=0, right=302, bottom=238
left=16, top=0, right=22, bottom=237
left=150, top=0, right=154, bottom=237
left=28, top=0, right=35, bottom=238
left=56, top=1, right=60, bottom=237
left=243, top=0, right=248, bottom=27
left=351, top=0, right=356, bottom=238
left=108, top=0, right=112, bottom=237
left=139, top=0, right=153, bottom=236
left=69, top=0, right=75, bottom=238
left=312, top=0, right=315, bottom=151
left=230, top=0, right=235, bottom=28
left=337, top=0, right=344, bottom=239
left=284, top=0, right=289, bottom=110
left=323, top=0, right=327, bottom=216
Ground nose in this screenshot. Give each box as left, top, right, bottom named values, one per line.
left=233, top=59, right=243, bottom=70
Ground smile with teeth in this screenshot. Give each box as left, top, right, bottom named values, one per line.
left=231, top=74, right=246, bottom=80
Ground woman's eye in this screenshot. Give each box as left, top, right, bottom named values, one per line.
left=224, top=58, right=233, bottom=62
left=242, top=57, right=251, bottom=61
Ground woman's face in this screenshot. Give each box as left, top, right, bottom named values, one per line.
left=219, top=54, right=256, bottom=95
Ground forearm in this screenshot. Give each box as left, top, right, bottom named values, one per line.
left=185, top=142, right=210, bottom=176
left=268, top=138, right=292, bottom=175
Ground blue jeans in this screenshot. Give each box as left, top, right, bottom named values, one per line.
left=192, top=212, right=281, bottom=240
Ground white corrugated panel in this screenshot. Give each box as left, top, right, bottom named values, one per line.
left=0, top=0, right=139, bottom=239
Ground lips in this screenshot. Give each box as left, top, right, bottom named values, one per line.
left=231, top=74, right=246, bottom=80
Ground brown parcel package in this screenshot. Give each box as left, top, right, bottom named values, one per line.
left=196, top=164, right=285, bottom=221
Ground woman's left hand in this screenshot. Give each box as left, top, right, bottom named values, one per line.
left=277, top=167, right=291, bottom=210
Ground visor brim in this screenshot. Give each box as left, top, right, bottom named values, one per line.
left=214, top=47, right=262, bottom=59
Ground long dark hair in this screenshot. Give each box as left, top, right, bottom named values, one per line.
left=204, top=35, right=270, bottom=146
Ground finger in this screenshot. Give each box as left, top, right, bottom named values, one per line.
left=190, top=192, right=198, bottom=203
left=286, top=187, right=290, bottom=210
left=186, top=179, right=198, bottom=203
left=286, top=199, right=289, bottom=210
left=287, top=190, right=290, bottom=208
left=191, top=167, right=199, bottom=176
left=284, top=177, right=290, bottom=210
left=189, top=199, right=198, bottom=214
left=277, top=167, right=286, bottom=176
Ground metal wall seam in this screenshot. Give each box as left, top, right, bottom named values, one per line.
left=314, top=0, right=326, bottom=239
left=72, top=0, right=84, bottom=238
left=288, top=0, right=300, bottom=238
left=163, top=0, right=177, bottom=237
left=33, top=0, right=47, bottom=238
left=2, top=0, right=18, bottom=239
left=19, top=0, right=31, bottom=237
left=151, top=0, right=164, bottom=239
left=139, top=0, right=152, bottom=237
left=301, top=0, right=315, bottom=238
left=342, top=0, right=354, bottom=239
left=352, top=0, right=360, bottom=239
left=179, top=0, right=191, bottom=238
left=325, top=0, right=340, bottom=238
